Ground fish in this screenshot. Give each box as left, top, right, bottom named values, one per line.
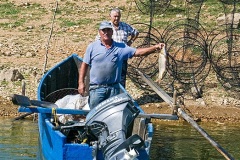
left=158, top=45, right=167, bottom=82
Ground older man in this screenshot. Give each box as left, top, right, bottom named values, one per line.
left=78, top=21, right=164, bottom=109
left=110, top=8, right=139, bottom=88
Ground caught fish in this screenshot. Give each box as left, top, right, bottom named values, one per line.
left=158, top=45, right=167, bottom=82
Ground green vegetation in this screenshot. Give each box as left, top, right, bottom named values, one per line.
left=0, top=1, right=46, bottom=29
left=13, top=80, right=22, bottom=86
left=59, top=18, right=92, bottom=27
left=1, top=80, right=8, bottom=86
left=0, top=3, right=20, bottom=17
left=0, top=0, right=236, bottom=32
left=0, top=3, right=19, bottom=28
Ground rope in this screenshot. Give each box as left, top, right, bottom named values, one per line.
left=52, top=108, right=59, bottom=127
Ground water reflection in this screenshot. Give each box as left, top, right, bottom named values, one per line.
left=150, top=120, right=240, bottom=160
left=0, top=117, right=38, bottom=159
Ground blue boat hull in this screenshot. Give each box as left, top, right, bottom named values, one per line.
left=19, top=54, right=153, bottom=160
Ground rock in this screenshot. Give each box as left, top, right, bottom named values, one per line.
left=26, top=52, right=36, bottom=57
left=3, top=51, right=11, bottom=56
left=11, top=69, right=24, bottom=81
left=196, top=98, right=206, bottom=106
left=27, top=26, right=34, bottom=29
left=191, top=85, right=203, bottom=98
left=216, top=13, right=240, bottom=28
left=0, top=69, right=24, bottom=81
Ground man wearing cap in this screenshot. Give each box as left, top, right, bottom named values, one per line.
left=96, top=8, right=139, bottom=88
left=78, top=21, right=164, bottom=109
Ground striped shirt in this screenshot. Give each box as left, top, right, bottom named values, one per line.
left=111, top=21, right=138, bottom=43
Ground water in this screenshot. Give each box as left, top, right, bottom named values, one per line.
left=150, top=120, right=240, bottom=160
left=0, top=117, right=239, bottom=160
left=0, top=117, right=38, bottom=160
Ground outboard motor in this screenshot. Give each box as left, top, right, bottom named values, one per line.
left=85, top=93, right=146, bottom=160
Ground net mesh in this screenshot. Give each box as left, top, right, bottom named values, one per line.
left=45, top=88, right=79, bottom=103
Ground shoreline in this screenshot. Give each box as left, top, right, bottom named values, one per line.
left=1, top=90, right=240, bottom=123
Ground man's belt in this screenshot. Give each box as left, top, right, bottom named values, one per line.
left=89, top=82, right=119, bottom=88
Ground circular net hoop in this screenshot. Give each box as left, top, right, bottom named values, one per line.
left=44, top=88, right=79, bottom=103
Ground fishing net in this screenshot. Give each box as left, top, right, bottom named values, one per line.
left=44, top=88, right=79, bottom=103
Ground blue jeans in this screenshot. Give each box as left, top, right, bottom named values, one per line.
left=89, top=84, right=120, bottom=109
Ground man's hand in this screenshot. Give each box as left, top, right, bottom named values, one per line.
left=127, top=39, right=134, bottom=46
left=78, top=82, right=85, bottom=96
left=155, top=43, right=165, bottom=51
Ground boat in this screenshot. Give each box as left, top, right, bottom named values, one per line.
left=11, top=53, right=235, bottom=160
left=14, top=53, right=155, bottom=160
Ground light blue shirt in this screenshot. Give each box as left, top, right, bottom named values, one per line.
left=83, top=40, right=136, bottom=85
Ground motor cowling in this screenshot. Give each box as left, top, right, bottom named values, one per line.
left=85, top=93, right=145, bottom=160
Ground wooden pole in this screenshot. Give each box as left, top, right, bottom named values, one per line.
left=21, top=81, right=26, bottom=96
left=42, top=0, right=58, bottom=75
left=135, top=69, right=234, bottom=159
left=13, top=81, right=32, bottom=121
left=178, top=108, right=234, bottom=160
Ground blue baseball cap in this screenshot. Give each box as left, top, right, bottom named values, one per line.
left=99, top=21, right=112, bottom=30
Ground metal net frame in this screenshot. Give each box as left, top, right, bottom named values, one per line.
left=45, top=88, right=79, bottom=103
left=126, top=0, right=239, bottom=93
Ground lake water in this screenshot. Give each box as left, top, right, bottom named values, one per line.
left=0, top=117, right=239, bottom=160
left=150, top=120, right=240, bottom=160
left=0, top=117, right=38, bottom=160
